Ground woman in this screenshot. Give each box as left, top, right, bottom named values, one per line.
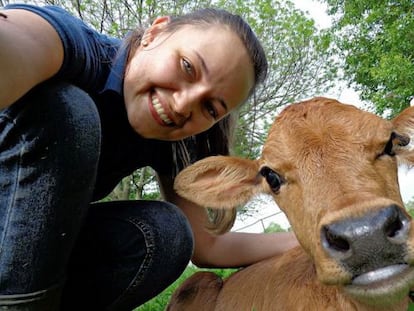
left=0, top=3, right=297, bottom=310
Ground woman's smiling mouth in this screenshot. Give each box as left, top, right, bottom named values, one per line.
left=151, top=94, right=174, bottom=126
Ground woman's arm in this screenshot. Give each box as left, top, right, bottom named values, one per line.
left=0, top=9, right=63, bottom=108
left=158, top=174, right=298, bottom=268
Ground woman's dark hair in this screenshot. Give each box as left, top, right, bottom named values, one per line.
left=124, top=8, right=268, bottom=233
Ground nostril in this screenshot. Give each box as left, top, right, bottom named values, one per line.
left=322, top=225, right=350, bottom=252
left=384, top=214, right=403, bottom=238
left=384, top=205, right=410, bottom=243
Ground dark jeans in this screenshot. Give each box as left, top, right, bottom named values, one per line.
left=0, top=82, right=194, bottom=310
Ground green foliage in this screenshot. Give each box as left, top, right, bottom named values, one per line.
left=264, top=221, right=287, bottom=233
left=217, top=0, right=338, bottom=159
left=406, top=199, right=414, bottom=218
left=104, top=167, right=160, bottom=201
left=323, top=0, right=414, bottom=117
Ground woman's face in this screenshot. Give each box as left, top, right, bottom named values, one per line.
left=123, top=18, right=255, bottom=141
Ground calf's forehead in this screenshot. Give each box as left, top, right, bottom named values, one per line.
left=261, top=98, right=392, bottom=168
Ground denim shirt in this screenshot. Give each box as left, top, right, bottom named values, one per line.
left=4, top=4, right=173, bottom=200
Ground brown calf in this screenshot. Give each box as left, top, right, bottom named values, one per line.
left=167, top=97, right=414, bottom=311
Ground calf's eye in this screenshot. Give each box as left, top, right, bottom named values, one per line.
left=260, top=166, right=284, bottom=193
left=380, top=132, right=410, bottom=157
left=383, top=134, right=395, bottom=156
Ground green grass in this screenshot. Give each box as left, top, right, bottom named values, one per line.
left=135, top=265, right=236, bottom=311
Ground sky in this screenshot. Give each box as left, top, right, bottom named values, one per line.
left=234, top=0, right=414, bottom=233
left=294, top=0, right=332, bottom=29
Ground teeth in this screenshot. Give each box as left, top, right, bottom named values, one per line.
left=152, top=95, right=173, bottom=125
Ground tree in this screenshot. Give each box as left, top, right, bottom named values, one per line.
left=105, top=166, right=161, bottom=201
left=217, top=0, right=338, bottom=159
left=322, top=0, right=414, bottom=117
left=9, top=0, right=214, bottom=37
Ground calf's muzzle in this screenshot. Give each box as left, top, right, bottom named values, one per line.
left=321, top=205, right=411, bottom=277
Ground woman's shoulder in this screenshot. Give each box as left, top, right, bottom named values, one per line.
left=5, top=4, right=121, bottom=91
left=4, top=4, right=89, bottom=38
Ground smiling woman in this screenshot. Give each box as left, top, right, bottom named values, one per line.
left=123, top=21, right=254, bottom=141
left=0, top=3, right=304, bottom=311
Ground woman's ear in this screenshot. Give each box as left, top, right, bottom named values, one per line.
left=142, top=16, right=171, bottom=47
left=152, top=16, right=171, bottom=27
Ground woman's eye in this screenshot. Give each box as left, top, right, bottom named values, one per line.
left=260, top=166, right=284, bottom=193
left=182, top=58, right=194, bottom=76
left=205, top=101, right=218, bottom=119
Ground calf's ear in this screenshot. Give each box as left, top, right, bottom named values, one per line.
left=174, top=155, right=262, bottom=209
left=392, top=106, right=414, bottom=164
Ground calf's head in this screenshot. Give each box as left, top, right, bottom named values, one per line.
left=174, top=97, right=414, bottom=306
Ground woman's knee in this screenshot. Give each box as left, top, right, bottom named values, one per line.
left=22, top=82, right=101, bottom=171
left=111, top=201, right=195, bottom=309
left=1, top=81, right=101, bottom=178
left=92, top=200, right=194, bottom=271
left=61, top=200, right=194, bottom=310
left=90, top=200, right=194, bottom=262
left=0, top=81, right=102, bottom=211
left=0, top=82, right=102, bottom=294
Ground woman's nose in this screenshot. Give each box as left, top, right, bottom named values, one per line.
left=173, top=95, right=193, bottom=118
left=173, top=86, right=207, bottom=118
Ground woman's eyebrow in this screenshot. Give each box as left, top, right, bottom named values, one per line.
left=194, top=50, right=209, bottom=76
left=218, top=98, right=228, bottom=112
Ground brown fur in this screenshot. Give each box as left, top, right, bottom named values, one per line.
left=168, top=98, right=414, bottom=311
left=166, top=272, right=223, bottom=311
